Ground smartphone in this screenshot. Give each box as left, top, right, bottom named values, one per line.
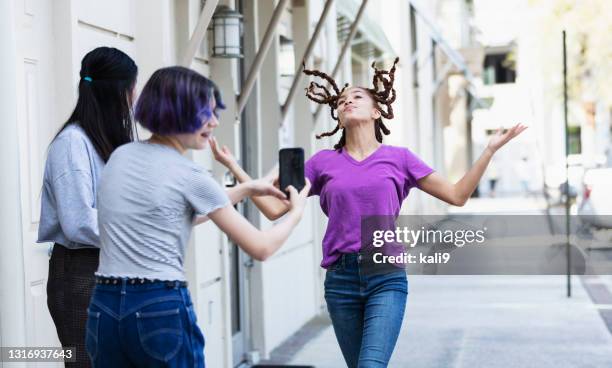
left=279, top=148, right=305, bottom=198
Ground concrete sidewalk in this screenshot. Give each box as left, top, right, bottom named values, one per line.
left=268, top=275, right=612, bottom=368
left=261, top=197, right=612, bottom=367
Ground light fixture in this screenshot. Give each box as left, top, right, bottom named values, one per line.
left=210, top=5, right=243, bottom=58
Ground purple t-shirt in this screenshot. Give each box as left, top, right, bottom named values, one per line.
left=305, top=144, right=434, bottom=268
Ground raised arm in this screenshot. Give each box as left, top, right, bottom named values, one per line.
left=193, top=172, right=287, bottom=225
left=208, top=182, right=310, bottom=260
left=418, top=123, right=527, bottom=206
left=225, top=179, right=286, bottom=206
left=210, top=137, right=290, bottom=220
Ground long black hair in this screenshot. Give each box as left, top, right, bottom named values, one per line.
left=56, top=47, right=138, bottom=162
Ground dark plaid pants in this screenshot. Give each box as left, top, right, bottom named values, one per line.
left=47, top=244, right=99, bottom=368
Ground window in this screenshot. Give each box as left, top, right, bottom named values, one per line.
left=278, top=35, right=295, bottom=102
left=568, top=125, right=581, bottom=154
left=410, top=5, right=418, bottom=88
left=483, top=52, right=516, bottom=85
left=279, top=36, right=295, bottom=78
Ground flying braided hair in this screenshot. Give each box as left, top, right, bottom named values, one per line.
left=302, top=57, right=399, bottom=150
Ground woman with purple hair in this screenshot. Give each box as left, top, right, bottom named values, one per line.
left=86, top=66, right=310, bottom=367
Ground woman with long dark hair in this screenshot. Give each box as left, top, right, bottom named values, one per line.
left=37, top=46, right=137, bottom=367
left=212, top=58, right=527, bottom=367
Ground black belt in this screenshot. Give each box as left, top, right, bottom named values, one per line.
left=95, top=276, right=188, bottom=288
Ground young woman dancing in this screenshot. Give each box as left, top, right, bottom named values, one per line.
left=211, top=58, right=526, bottom=367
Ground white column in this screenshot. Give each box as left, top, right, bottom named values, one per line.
left=257, top=1, right=282, bottom=174
left=292, top=0, right=325, bottom=314
left=0, top=0, right=27, bottom=351
left=207, top=4, right=240, bottom=368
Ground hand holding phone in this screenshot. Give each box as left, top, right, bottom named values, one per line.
left=279, top=148, right=305, bottom=198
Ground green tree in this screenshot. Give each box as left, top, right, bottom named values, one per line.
left=529, top=0, right=612, bottom=107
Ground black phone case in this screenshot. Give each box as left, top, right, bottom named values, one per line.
left=279, top=148, right=305, bottom=198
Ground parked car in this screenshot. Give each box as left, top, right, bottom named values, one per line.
left=543, top=163, right=583, bottom=206
left=544, top=154, right=607, bottom=206
left=578, top=167, right=612, bottom=229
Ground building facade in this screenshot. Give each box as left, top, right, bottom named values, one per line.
left=0, top=1, right=475, bottom=367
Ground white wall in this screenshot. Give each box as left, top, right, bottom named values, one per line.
left=1, top=1, right=446, bottom=367
left=0, top=0, right=28, bottom=357
left=2, top=1, right=233, bottom=367
left=247, top=0, right=322, bottom=358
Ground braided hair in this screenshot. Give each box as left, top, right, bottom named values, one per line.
left=302, top=57, right=399, bottom=150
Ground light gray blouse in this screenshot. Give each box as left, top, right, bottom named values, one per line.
left=37, top=124, right=104, bottom=249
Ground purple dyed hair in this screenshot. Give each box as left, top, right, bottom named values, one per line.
left=135, top=66, right=225, bottom=135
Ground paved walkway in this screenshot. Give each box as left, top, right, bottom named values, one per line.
left=278, top=275, right=612, bottom=368
left=262, top=197, right=612, bottom=367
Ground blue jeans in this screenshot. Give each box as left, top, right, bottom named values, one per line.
left=86, top=279, right=205, bottom=367
left=324, top=253, right=408, bottom=368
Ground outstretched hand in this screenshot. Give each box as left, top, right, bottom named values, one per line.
left=209, top=136, right=237, bottom=168
left=486, top=123, right=528, bottom=153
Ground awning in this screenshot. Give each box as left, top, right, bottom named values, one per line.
left=336, top=0, right=396, bottom=60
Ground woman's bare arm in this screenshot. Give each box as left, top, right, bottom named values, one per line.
left=418, top=148, right=494, bottom=206
left=418, top=124, right=527, bottom=206
left=228, top=163, right=290, bottom=220
left=207, top=182, right=310, bottom=260
left=192, top=177, right=286, bottom=225
left=210, top=137, right=290, bottom=220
